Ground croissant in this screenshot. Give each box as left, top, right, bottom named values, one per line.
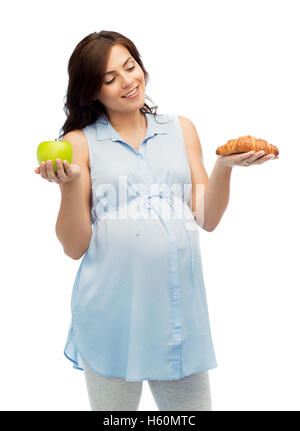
left=216, top=135, right=279, bottom=156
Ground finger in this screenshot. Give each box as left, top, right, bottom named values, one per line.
left=46, top=160, right=58, bottom=181
left=239, top=151, right=255, bottom=162
left=34, top=167, right=40, bottom=174
left=254, top=154, right=275, bottom=164
left=55, top=159, right=68, bottom=181
left=62, top=160, right=71, bottom=176
left=241, top=151, right=266, bottom=166
left=237, top=153, right=257, bottom=167
left=45, top=160, right=63, bottom=183
left=255, top=150, right=265, bottom=158
left=238, top=161, right=251, bottom=167
left=40, top=162, right=48, bottom=179
left=249, top=150, right=265, bottom=161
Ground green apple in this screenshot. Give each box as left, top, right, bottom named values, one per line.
left=37, top=139, right=73, bottom=174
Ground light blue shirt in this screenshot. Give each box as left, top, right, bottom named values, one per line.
left=63, top=112, right=217, bottom=381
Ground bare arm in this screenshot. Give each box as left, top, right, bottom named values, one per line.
left=55, top=130, right=92, bottom=259
left=179, top=115, right=232, bottom=232
left=179, top=116, right=209, bottom=230
left=201, top=158, right=232, bottom=231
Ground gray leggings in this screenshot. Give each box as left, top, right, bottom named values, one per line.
left=82, top=359, right=212, bottom=411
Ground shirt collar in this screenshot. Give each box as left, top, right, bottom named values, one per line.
left=95, top=112, right=167, bottom=142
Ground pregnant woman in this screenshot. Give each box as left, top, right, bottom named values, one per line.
left=34, top=30, right=277, bottom=411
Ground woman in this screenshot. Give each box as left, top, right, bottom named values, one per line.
left=34, top=30, right=278, bottom=411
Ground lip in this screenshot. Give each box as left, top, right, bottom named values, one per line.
left=121, top=86, right=139, bottom=99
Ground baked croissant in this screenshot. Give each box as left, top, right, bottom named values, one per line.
left=216, top=135, right=279, bottom=156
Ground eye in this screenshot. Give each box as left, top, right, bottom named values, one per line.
left=104, top=66, right=135, bottom=85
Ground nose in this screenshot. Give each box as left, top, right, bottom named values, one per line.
left=119, top=72, right=135, bottom=88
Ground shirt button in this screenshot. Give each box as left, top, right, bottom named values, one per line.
left=102, top=198, right=108, bottom=212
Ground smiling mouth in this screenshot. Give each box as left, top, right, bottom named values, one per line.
left=121, top=86, right=139, bottom=98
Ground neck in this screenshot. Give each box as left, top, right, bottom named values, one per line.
left=105, top=110, right=146, bottom=133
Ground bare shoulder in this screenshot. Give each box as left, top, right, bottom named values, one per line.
left=177, top=115, right=209, bottom=226
left=178, top=115, right=204, bottom=162
left=61, top=129, right=90, bottom=171
left=153, top=115, right=209, bottom=229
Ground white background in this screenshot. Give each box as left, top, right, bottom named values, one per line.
left=1, top=0, right=299, bottom=411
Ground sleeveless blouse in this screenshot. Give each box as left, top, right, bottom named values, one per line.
left=63, top=112, right=217, bottom=381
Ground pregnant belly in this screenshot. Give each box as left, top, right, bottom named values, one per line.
left=83, top=208, right=194, bottom=295
left=92, top=198, right=192, bottom=266
left=104, top=217, right=170, bottom=261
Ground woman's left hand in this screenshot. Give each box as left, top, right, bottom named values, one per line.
left=218, top=150, right=279, bottom=168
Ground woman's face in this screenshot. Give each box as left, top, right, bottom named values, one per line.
left=97, top=43, right=145, bottom=114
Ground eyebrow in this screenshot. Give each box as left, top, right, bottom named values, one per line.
left=103, top=57, right=133, bottom=76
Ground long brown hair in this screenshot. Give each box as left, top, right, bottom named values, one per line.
left=58, top=30, right=163, bottom=140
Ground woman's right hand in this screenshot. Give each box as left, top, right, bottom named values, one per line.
left=34, top=159, right=81, bottom=184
